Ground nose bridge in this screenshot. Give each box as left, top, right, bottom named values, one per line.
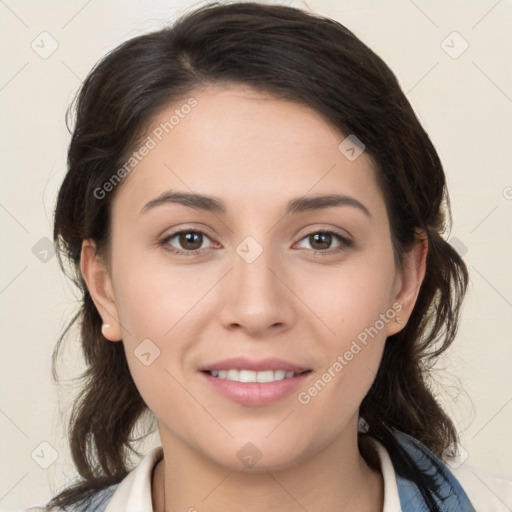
left=233, top=234, right=281, bottom=307
left=219, top=235, right=294, bottom=333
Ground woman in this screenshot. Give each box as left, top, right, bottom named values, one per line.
left=22, top=2, right=511, bottom=511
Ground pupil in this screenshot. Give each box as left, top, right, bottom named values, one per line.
left=180, top=232, right=201, bottom=250
left=177, top=232, right=332, bottom=251
left=312, top=233, right=331, bottom=249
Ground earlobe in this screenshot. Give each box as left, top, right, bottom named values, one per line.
left=80, top=239, right=123, bottom=342
left=388, top=231, right=428, bottom=335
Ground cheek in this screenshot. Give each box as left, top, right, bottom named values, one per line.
left=112, top=248, right=216, bottom=339
left=111, top=231, right=396, bottom=423
left=295, top=252, right=396, bottom=406
left=110, top=253, right=221, bottom=410
left=305, top=253, right=397, bottom=341
left=295, top=309, right=388, bottom=438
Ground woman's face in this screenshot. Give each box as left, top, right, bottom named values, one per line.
left=83, top=84, right=425, bottom=471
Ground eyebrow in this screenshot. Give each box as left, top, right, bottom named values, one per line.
left=140, top=190, right=372, bottom=218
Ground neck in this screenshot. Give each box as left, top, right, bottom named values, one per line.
left=152, top=427, right=384, bottom=512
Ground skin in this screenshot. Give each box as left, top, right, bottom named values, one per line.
left=81, top=83, right=427, bottom=512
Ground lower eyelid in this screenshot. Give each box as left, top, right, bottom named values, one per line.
left=163, top=230, right=216, bottom=251
left=161, top=229, right=352, bottom=254
left=296, top=230, right=352, bottom=248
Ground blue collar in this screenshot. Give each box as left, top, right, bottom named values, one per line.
left=79, top=429, right=477, bottom=511
left=390, top=429, right=475, bottom=511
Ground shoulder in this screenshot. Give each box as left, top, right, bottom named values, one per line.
left=392, top=429, right=512, bottom=511
left=15, top=484, right=120, bottom=512
left=15, top=446, right=163, bottom=512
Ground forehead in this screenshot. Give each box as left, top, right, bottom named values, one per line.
left=111, top=84, right=385, bottom=223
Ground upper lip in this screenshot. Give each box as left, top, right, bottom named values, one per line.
left=198, top=357, right=311, bottom=373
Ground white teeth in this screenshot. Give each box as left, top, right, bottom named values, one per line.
left=239, top=370, right=257, bottom=382
left=208, top=369, right=300, bottom=382
left=271, top=369, right=286, bottom=381
left=226, top=369, right=239, bottom=381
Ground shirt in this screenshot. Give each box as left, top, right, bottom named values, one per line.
left=18, top=431, right=512, bottom=512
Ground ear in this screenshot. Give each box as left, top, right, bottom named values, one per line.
left=80, top=239, right=123, bottom=342
left=387, top=230, right=428, bottom=337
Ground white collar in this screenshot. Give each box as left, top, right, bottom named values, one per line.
left=105, top=439, right=401, bottom=511
left=105, top=445, right=163, bottom=512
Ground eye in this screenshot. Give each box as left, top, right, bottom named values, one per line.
left=295, top=230, right=353, bottom=254
left=159, top=228, right=353, bottom=257
left=160, top=229, right=216, bottom=255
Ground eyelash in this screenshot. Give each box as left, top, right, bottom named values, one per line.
left=159, top=228, right=354, bottom=257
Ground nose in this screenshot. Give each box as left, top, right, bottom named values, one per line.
left=218, top=241, right=296, bottom=337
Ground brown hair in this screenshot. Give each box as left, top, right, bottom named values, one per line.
left=46, top=2, right=468, bottom=510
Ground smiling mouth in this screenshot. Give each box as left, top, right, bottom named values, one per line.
left=203, top=369, right=312, bottom=383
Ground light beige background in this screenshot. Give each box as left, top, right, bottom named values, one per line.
left=1, top=0, right=511, bottom=510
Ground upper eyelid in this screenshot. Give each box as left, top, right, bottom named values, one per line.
left=163, top=227, right=351, bottom=249
left=300, top=225, right=352, bottom=240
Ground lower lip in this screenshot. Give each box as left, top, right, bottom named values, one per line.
left=200, top=371, right=312, bottom=406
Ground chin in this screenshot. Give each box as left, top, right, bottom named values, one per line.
left=203, top=436, right=314, bottom=473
